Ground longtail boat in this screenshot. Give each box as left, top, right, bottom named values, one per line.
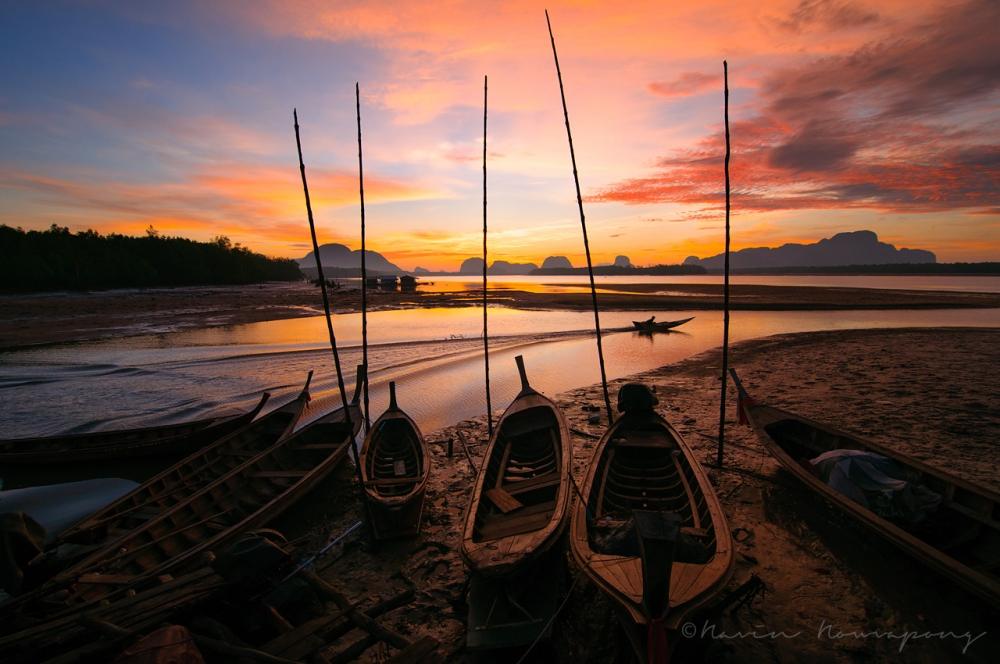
left=569, top=384, right=733, bottom=657
left=360, top=381, right=429, bottom=539
left=0, top=395, right=268, bottom=464
left=631, top=316, right=694, bottom=334
left=53, top=374, right=317, bottom=548
left=462, top=356, right=571, bottom=577
left=4, top=384, right=362, bottom=626
left=730, top=369, right=1000, bottom=608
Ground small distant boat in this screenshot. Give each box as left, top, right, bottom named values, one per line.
left=569, top=383, right=733, bottom=657
left=631, top=316, right=694, bottom=333
left=730, top=369, right=1000, bottom=608
left=462, top=356, right=571, bottom=577
left=360, top=381, right=430, bottom=539
left=0, top=396, right=268, bottom=465
left=9, top=383, right=363, bottom=619
left=53, top=374, right=320, bottom=547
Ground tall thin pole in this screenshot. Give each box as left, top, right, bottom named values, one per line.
left=482, top=75, right=494, bottom=438
left=716, top=62, right=732, bottom=468
left=356, top=83, right=371, bottom=432
left=545, top=10, right=612, bottom=422
left=294, top=108, right=369, bottom=526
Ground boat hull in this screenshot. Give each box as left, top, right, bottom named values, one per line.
left=732, top=370, right=1000, bottom=608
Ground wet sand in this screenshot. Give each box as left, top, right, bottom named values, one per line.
left=2, top=281, right=998, bottom=349
left=294, top=327, right=998, bottom=662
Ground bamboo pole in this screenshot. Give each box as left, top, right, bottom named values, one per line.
left=545, top=10, right=613, bottom=423
left=293, top=109, right=369, bottom=528
left=356, top=83, right=371, bottom=433
left=482, top=75, right=494, bottom=438
left=716, top=61, right=732, bottom=468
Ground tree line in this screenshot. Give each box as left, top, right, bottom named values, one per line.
left=0, top=225, right=303, bottom=291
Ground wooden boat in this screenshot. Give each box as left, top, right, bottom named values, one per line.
left=631, top=316, right=694, bottom=333
left=360, top=382, right=430, bottom=539
left=569, top=383, right=733, bottom=649
left=730, top=369, right=1000, bottom=608
left=53, top=372, right=326, bottom=548
left=462, top=356, right=571, bottom=577
left=8, top=388, right=363, bottom=622
left=0, top=395, right=267, bottom=464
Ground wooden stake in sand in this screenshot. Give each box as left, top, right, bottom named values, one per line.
left=482, top=75, right=494, bottom=438
left=545, top=9, right=613, bottom=423
left=356, top=83, right=371, bottom=433
left=293, top=108, right=370, bottom=528
left=716, top=61, right=732, bottom=468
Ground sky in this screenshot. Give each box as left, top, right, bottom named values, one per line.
left=1, top=0, right=997, bottom=269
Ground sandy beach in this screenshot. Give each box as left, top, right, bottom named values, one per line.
left=2, top=281, right=999, bottom=349
left=286, top=327, right=999, bottom=662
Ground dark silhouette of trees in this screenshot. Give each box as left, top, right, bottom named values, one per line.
left=0, top=225, right=302, bottom=291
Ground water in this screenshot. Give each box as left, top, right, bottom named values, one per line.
left=2, top=306, right=997, bottom=438
left=413, top=274, right=1000, bottom=294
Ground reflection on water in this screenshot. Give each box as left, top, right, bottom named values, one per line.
left=2, top=306, right=998, bottom=438
left=409, top=274, right=1000, bottom=294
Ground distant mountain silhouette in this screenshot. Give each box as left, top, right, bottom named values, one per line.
left=459, top=257, right=538, bottom=275
left=683, top=231, right=935, bottom=270
left=541, top=256, right=573, bottom=269
left=300, top=243, right=403, bottom=274
left=613, top=255, right=632, bottom=268
left=413, top=266, right=431, bottom=275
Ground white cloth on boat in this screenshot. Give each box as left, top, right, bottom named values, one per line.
left=0, top=478, right=138, bottom=544
left=809, top=449, right=941, bottom=523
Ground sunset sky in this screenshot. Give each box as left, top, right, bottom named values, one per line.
left=1, top=0, right=997, bottom=269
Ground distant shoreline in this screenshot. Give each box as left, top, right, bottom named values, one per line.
left=2, top=280, right=999, bottom=350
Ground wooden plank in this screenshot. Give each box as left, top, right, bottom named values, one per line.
left=76, top=573, right=134, bottom=585
left=485, top=487, right=523, bottom=513
left=477, top=511, right=552, bottom=540
left=252, top=470, right=307, bottom=479
left=504, top=473, right=560, bottom=496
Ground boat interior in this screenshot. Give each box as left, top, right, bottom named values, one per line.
left=765, top=417, right=1000, bottom=581
left=586, top=414, right=715, bottom=563
left=366, top=418, right=424, bottom=498
left=472, top=405, right=562, bottom=543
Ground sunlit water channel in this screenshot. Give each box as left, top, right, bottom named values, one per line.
left=2, top=304, right=998, bottom=439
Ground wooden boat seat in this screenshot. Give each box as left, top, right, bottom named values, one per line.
left=504, top=473, right=560, bottom=496
left=478, top=502, right=556, bottom=540
left=945, top=500, right=999, bottom=529
left=485, top=487, right=523, bottom=514
left=612, top=430, right=670, bottom=448
left=365, top=477, right=418, bottom=487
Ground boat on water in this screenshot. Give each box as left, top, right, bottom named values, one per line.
left=0, top=395, right=268, bottom=465
left=631, top=316, right=694, bottom=333
left=462, top=355, right=571, bottom=577
left=52, top=374, right=320, bottom=548
left=1, top=384, right=363, bottom=629
left=360, top=382, right=430, bottom=539
left=569, top=383, right=733, bottom=657
left=730, top=369, right=1000, bottom=608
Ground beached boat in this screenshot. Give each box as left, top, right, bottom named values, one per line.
left=53, top=373, right=321, bottom=548
left=0, top=396, right=267, bottom=464
left=569, top=383, right=733, bottom=654
left=360, top=382, right=430, bottom=539
left=462, top=356, right=571, bottom=577
left=7, top=390, right=363, bottom=622
left=631, top=316, right=694, bottom=333
left=730, top=369, right=1000, bottom=608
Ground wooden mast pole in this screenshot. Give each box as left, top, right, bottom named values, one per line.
left=356, top=83, right=371, bottom=433
left=716, top=62, right=732, bottom=468
left=482, top=75, right=494, bottom=438
left=294, top=108, right=370, bottom=528
left=545, top=9, right=613, bottom=423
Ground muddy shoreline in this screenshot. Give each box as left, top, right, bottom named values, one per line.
left=294, top=327, right=999, bottom=662
left=2, top=281, right=998, bottom=349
